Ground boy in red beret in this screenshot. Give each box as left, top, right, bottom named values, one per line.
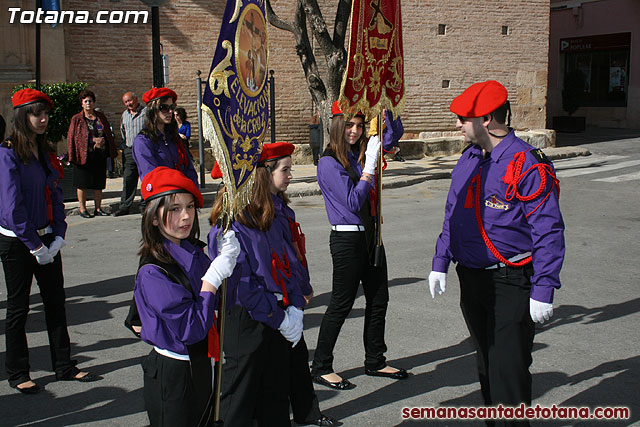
left=429, top=80, right=565, bottom=421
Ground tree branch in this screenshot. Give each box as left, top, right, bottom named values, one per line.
left=300, top=0, right=335, bottom=55
left=294, top=1, right=327, bottom=103
left=266, top=0, right=295, bottom=33
left=333, top=0, right=351, bottom=48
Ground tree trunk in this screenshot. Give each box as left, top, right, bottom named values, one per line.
left=266, top=0, right=351, bottom=137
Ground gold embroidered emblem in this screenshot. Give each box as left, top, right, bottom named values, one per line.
left=485, top=195, right=509, bottom=211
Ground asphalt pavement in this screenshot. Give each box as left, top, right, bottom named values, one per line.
left=1, top=128, right=639, bottom=426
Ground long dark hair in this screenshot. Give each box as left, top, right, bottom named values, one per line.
left=326, top=114, right=366, bottom=170
left=140, top=97, right=178, bottom=144
left=139, top=193, right=200, bottom=264
left=209, top=157, right=290, bottom=231
left=7, top=101, right=52, bottom=163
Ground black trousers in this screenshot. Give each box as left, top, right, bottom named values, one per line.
left=457, top=263, right=535, bottom=426
left=311, top=230, right=389, bottom=375
left=220, top=305, right=290, bottom=427
left=0, top=233, right=75, bottom=387
left=142, top=350, right=199, bottom=427
left=119, top=146, right=139, bottom=211
left=290, top=334, right=322, bottom=424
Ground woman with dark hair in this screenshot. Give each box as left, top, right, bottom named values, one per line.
left=208, top=143, right=309, bottom=426
left=135, top=166, right=239, bottom=426
left=133, top=88, right=198, bottom=189
left=310, top=102, right=408, bottom=390
left=67, top=89, right=117, bottom=218
left=0, top=89, right=101, bottom=394
left=174, top=107, right=191, bottom=148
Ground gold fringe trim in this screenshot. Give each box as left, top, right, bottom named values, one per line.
left=201, top=103, right=257, bottom=221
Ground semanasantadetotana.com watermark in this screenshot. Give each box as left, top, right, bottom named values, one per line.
left=7, top=7, right=148, bottom=24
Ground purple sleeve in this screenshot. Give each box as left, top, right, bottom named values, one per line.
left=0, top=149, right=43, bottom=250
left=317, top=156, right=371, bottom=217
left=132, top=133, right=159, bottom=183
left=382, top=110, right=404, bottom=151
left=520, top=153, right=565, bottom=303
left=432, top=154, right=470, bottom=273
left=136, top=265, right=217, bottom=346
left=432, top=185, right=455, bottom=273
left=208, top=226, right=285, bottom=330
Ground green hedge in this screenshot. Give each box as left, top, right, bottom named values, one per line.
left=12, top=82, right=88, bottom=143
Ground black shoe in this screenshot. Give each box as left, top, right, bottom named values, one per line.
left=112, top=209, right=129, bottom=217
left=394, top=153, right=406, bottom=162
left=312, top=375, right=356, bottom=390
left=12, top=381, right=40, bottom=395
left=94, top=209, right=110, bottom=217
left=57, top=370, right=102, bottom=383
left=79, top=210, right=93, bottom=218
left=296, top=414, right=338, bottom=426
left=364, top=367, right=409, bottom=379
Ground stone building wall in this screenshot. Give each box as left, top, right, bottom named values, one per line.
left=6, top=0, right=549, bottom=149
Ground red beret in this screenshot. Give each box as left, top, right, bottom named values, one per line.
left=12, top=88, right=54, bottom=109
left=331, top=101, right=364, bottom=119
left=210, top=161, right=222, bottom=180
left=450, top=80, right=508, bottom=118
left=259, top=142, right=295, bottom=164
left=141, top=166, right=203, bottom=208
left=142, top=87, right=178, bottom=104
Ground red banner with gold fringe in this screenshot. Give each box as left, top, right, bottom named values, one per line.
left=338, top=0, right=404, bottom=120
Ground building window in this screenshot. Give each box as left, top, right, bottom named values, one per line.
left=501, top=25, right=509, bottom=35
left=438, top=24, right=446, bottom=35
left=564, top=50, right=629, bottom=107
left=561, top=33, right=631, bottom=107
left=442, top=79, right=450, bottom=88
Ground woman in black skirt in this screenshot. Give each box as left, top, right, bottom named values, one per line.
left=66, top=89, right=117, bottom=218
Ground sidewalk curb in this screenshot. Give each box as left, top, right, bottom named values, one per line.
left=64, top=146, right=591, bottom=216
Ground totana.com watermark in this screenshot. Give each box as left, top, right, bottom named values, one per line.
left=7, top=7, right=148, bottom=24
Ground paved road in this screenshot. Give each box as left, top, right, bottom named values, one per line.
left=1, top=133, right=638, bottom=426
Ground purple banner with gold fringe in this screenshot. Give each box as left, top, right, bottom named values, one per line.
left=202, top=0, right=268, bottom=218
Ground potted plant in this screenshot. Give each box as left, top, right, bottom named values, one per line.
left=553, top=69, right=586, bottom=133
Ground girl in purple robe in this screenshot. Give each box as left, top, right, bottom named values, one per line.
left=1, top=89, right=101, bottom=394
left=134, top=166, right=239, bottom=426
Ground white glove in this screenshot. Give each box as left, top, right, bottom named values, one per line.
left=363, top=135, right=381, bottom=175
left=218, top=230, right=241, bottom=260
left=530, top=298, right=553, bottom=324
left=48, top=236, right=66, bottom=258
left=279, top=306, right=304, bottom=347
left=30, top=244, right=54, bottom=265
left=428, top=271, right=447, bottom=299
left=202, top=231, right=241, bottom=289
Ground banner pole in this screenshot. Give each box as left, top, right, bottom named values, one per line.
left=212, top=278, right=226, bottom=424
left=374, top=112, right=384, bottom=267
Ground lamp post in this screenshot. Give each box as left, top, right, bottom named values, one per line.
left=139, top=0, right=168, bottom=87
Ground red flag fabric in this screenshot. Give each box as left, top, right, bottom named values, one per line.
left=339, top=0, right=404, bottom=120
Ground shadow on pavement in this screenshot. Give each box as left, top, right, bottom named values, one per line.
left=556, top=127, right=640, bottom=147
left=0, top=386, right=144, bottom=426
left=0, top=275, right=136, bottom=334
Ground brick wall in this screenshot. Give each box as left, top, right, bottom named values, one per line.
left=62, top=0, right=549, bottom=148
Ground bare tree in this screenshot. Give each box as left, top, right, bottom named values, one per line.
left=266, top=0, right=352, bottom=135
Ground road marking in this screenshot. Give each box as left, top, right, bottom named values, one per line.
left=592, top=171, right=640, bottom=183
left=553, top=154, right=628, bottom=170
left=557, top=160, right=640, bottom=178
